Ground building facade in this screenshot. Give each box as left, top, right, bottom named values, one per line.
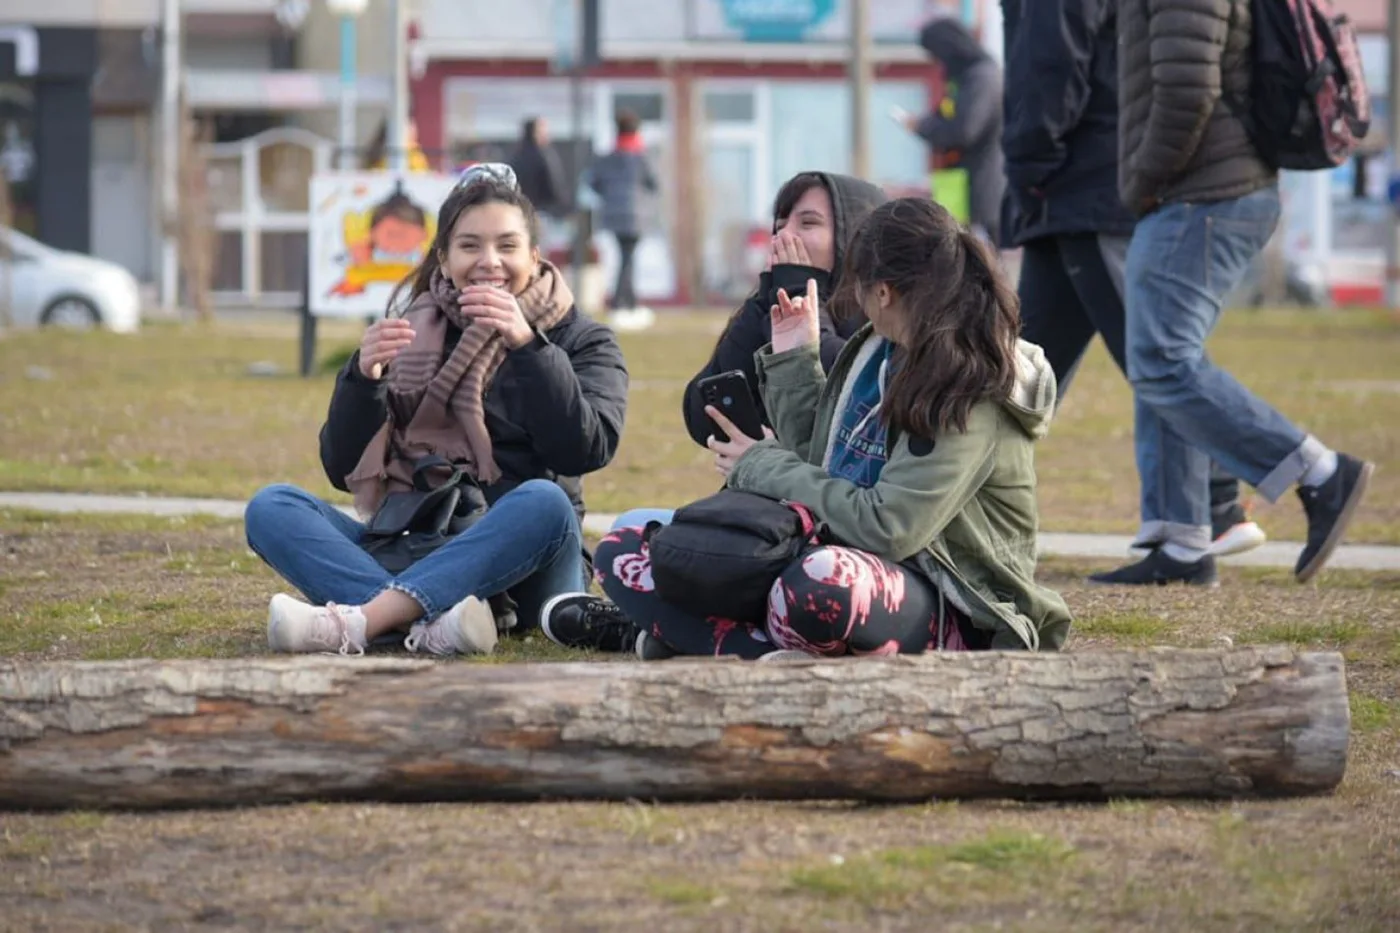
left=0, top=24, right=99, bottom=253
left=410, top=0, right=970, bottom=304
left=1, top=0, right=398, bottom=305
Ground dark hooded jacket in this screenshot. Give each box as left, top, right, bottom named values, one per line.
left=681, top=173, right=888, bottom=447
left=507, top=122, right=568, bottom=216
left=999, top=0, right=1136, bottom=245
left=915, top=17, right=1004, bottom=243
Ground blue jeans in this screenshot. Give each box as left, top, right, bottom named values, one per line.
left=1125, top=186, right=1327, bottom=550
left=245, top=479, right=588, bottom=629
left=610, top=508, right=675, bottom=532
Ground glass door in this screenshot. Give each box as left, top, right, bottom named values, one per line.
left=593, top=81, right=675, bottom=304
left=699, top=83, right=768, bottom=302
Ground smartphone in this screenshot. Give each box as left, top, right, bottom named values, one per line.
left=697, top=370, right=766, bottom=443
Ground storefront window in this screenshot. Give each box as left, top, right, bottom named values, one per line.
left=766, top=80, right=928, bottom=196
left=0, top=81, right=36, bottom=236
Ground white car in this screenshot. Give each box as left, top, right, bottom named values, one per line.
left=0, top=225, right=142, bottom=332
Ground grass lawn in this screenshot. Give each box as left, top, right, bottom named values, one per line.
left=2, top=309, right=1399, bottom=930
left=0, top=307, right=1397, bottom=542
left=1, top=509, right=1397, bottom=930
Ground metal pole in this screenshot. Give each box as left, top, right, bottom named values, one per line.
left=159, top=0, right=181, bottom=313
left=337, top=16, right=358, bottom=170
left=1386, top=0, right=1400, bottom=309
left=388, top=0, right=410, bottom=172
left=849, top=0, right=873, bottom=180
left=571, top=66, right=587, bottom=287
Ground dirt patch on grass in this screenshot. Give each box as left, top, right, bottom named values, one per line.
left=3, top=514, right=1400, bottom=930
left=3, top=793, right=1397, bottom=930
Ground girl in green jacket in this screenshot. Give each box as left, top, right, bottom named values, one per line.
left=599, top=197, right=1070, bottom=658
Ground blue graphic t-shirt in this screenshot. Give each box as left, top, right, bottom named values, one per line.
left=826, top=341, right=893, bottom=489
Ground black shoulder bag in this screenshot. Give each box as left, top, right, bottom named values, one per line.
left=644, top=489, right=829, bottom=621
left=360, top=455, right=489, bottom=574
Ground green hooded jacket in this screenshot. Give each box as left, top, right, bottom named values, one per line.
left=727, top=327, right=1073, bottom=651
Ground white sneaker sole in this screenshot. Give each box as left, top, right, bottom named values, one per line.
left=758, top=649, right=816, bottom=663
left=267, top=593, right=296, bottom=652
left=453, top=596, right=499, bottom=655
left=1208, top=521, right=1268, bottom=558
left=539, top=592, right=586, bottom=648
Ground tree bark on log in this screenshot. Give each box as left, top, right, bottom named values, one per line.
left=0, top=648, right=1348, bottom=810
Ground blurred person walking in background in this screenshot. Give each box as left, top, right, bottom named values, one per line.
left=901, top=13, right=1003, bottom=244
left=508, top=117, right=568, bottom=219
left=586, top=109, right=658, bottom=331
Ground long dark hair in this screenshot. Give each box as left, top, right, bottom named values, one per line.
left=843, top=197, right=1020, bottom=436
left=387, top=179, right=541, bottom=314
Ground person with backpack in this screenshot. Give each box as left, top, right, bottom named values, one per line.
left=558, top=198, right=1072, bottom=660
left=1001, top=0, right=1265, bottom=560
left=243, top=169, right=628, bottom=656
left=536, top=171, right=889, bottom=650
left=1091, top=0, right=1373, bottom=587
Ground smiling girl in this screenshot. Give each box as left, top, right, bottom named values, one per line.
left=245, top=170, right=628, bottom=656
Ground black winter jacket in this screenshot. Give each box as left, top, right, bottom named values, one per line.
left=320, top=307, right=628, bottom=522
left=681, top=172, right=888, bottom=447
left=999, top=0, right=1136, bottom=245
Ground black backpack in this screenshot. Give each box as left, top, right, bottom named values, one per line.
left=1237, top=0, right=1371, bottom=171
left=645, top=490, right=828, bottom=622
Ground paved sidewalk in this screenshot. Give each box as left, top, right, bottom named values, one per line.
left=3, top=490, right=1398, bottom=572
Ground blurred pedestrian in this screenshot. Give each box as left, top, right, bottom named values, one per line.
left=508, top=117, right=567, bottom=218
left=902, top=14, right=1003, bottom=244
left=585, top=109, right=658, bottom=330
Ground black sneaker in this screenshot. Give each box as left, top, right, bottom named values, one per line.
left=1295, top=454, right=1374, bottom=583
left=1088, top=548, right=1219, bottom=587
left=540, top=594, right=638, bottom=652
left=634, top=629, right=678, bottom=661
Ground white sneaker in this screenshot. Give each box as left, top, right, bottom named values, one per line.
left=607, top=306, right=656, bottom=332
left=1208, top=520, right=1268, bottom=558
left=404, top=595, right=498, bottom=656
left=267, top=594, right=368, bottom=656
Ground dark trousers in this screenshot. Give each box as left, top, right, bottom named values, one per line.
left=595, top=527, right=978, bottom=659
left=612, top=232, right=640, bottom=310
left=1017, top=233, right=1243, bottom=514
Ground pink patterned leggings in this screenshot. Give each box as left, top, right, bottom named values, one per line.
left=594, top=526, right=981, bottom=659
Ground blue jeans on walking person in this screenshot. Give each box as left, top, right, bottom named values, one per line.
left=245, top=479, right=589, bottom=629
left=1125, top=185, right=1328, bottom=551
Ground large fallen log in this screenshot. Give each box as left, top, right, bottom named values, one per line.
left=0, top=648, right=1348, bottom=809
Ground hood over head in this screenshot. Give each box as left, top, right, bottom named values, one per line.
left=771, top=172, right=888, bottom=283
left=919, top=15, right=988, bottom=76
left=1002, top=339, right=1057, bottom=439
left=815, top=172, right=889, bottom=283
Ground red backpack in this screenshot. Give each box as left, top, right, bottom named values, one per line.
left=1238, top=0, right=1371, bottom=170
